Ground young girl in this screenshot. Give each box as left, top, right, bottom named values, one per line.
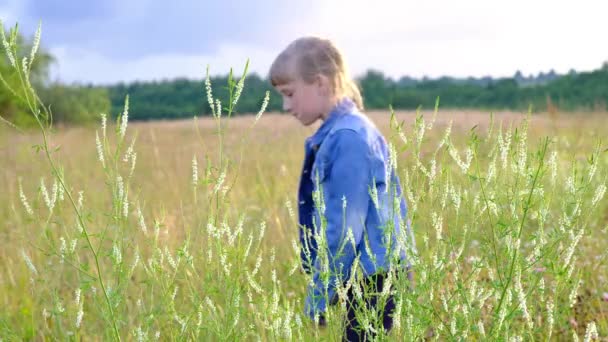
left=269, top=37, right=415, bottom=341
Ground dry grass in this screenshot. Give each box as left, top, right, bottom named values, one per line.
left=1, top=109, right=607, bottom=339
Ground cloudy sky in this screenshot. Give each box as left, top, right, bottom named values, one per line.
left=1, top=0, right=607, bottom=84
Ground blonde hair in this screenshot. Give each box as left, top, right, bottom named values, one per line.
left=269, top=37, right=364, bottom=110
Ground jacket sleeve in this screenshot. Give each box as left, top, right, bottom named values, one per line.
left=304, top=130, right=370, bottom=318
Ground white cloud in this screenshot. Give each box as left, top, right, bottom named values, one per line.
left=310, top=0, right=608, bottom=78
left=49, top=43, right=277, bottom=84
left=31, top=0, right=608, bottom=83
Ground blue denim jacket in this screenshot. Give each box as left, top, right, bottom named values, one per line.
left=298, top=98, right=416, bottom=318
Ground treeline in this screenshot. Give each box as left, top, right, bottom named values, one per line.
left=106, top=65, right=608, bottom=120
left=0, top=27, right=110, bottom=127
left=360, top=66, right=608, bottom=112
left=107, top=75, right=280, bottom=121
left=2, top=28, right=607, bottom=126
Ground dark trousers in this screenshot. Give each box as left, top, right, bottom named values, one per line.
left=343, top=272, right=403, bottom=342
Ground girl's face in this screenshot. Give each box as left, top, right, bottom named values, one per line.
left=275, top=70, right=335, bottom=126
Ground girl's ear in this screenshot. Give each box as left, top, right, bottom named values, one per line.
left=315, top=74, right=330, bottom=96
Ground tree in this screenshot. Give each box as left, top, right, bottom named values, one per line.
left=0, top=22, right=54, bottom=127
left=39, top=84, right=111, bottom=124
left=1, top=21, right=110, bottom=126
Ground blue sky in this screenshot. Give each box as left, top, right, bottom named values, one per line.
left=1, top=0, right=607, bottom=84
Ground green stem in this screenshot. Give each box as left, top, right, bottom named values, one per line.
left=490, top=137, right=548, bottom=337
left=11, top=51, right=122, bottom=341
left=473, top=149, right=503, bottom=285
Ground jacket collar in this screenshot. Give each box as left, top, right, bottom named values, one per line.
left=306, top=97, right=356, bottom=151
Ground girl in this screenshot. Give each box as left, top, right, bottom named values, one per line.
left=269, top=37, right=415, bottom=341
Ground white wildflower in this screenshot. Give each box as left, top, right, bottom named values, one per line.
left=389, top=142, right=398, bottom=171
left=50, top=178, right=58, bottom=209
left=393, top=297, right=403, bottom=332
left=165, top=247, right=177, bottom=270
left=112, top=244, right=122, bottom=265
left=137, top=205, right=147, bottom=234
left=192, top=156, right=198, bottom=187
left=477, top=321, right=486, bottom=337
left=398, top=129, right=408, bottom=145
left=135, top=326, right=145, bottom=342
left=285, top=199, right=295, bottom=220
left=588, top=159, right=598, bottom=182
left=449, top=145, right=472, bottom=173
left=119, top=95, right=129, bottom=139
left=499, top=132, right=509, bottom=171
left=564, top=229, right=583, bottom=267
left=100, top=113, right=107, bottom=139
left=130, top=250, right=140, bottom=274
left=214, top=170, right=226, bottom=194
left=205, top=297, right=217, bottom=314
left=21, top=249, right=37, bottom=275
left=123, top=137, right=135, bottom=162
left=258, top=221, right=266, bottom=243
left=74, top=288, right=81, bottom=306
left=40, top=178, right=51, bottom=210
left=18, top=178, right=34, bottom=216
left=450, top=315, right=457, bottom=335
left=1, top=23, right=16, bottom=67
left=171, top=286, right=178, bottom=302
left=220, top=252, right=231, bottom=276
left=243, top=233, right=254, bottom=259
left=566, top=175, right=576, bottom=194
left=117, top=175, right=124, bottom=201
left=59, top=237, right=67, bottom=263
left=515, top=269, right=532, bottom=329
left=255, top=91, right=269, bottom=123
left=517, top=130, right=528, bottom=175
left=432, top=212, right=443, bottom=241
left=77, top=191, right=84, bottom=210
left=233, top=75, right=245, bottom=106
left=205, top=66, right=215, bottom=115
left=246, top=271, right=263, bottom=294
left=569, top=278, right=581, bottom=308
left=22, top=56, right=28, bottom=73
left=437, top=120, right=452, bottom=150
left=591, top=184, right=606, bottom=207
left=30, top=22, right=42, bottom=65
left=547, top=297, right=554, bottom=339
left=583, top=321, right=598, bottom=342
left=123, top=196, right=129, bottom=218
left=215, top=99, right=221, bottom=117
left=548, top=151, right=557, bottom=185
left=197, top=305, right=203, bottom=328
left=95, top=132, right=106, bottom=168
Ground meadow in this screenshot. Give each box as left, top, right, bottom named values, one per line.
left=1, top=21, right=607, bottom=341
left=1, top=100, right=607, bottom=340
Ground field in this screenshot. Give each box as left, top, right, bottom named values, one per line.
left=1, top=106, right=607, bottom=340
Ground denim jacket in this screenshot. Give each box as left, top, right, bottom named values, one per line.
left=298, top=98, right=416, bottom=318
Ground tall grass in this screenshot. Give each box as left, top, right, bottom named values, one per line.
left=1, top=23, right=607, bottom=340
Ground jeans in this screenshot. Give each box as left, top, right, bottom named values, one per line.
left=343, top=269, right=412, bottom=342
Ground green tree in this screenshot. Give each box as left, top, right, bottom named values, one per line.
left=39, top=84, right=111, bottom=124
left=0, top=21, right=54, bottom=127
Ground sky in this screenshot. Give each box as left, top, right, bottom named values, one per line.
left=1, top=0, right=607, bottom=85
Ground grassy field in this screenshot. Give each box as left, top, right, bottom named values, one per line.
left=1, top=106, right=607, bottom=340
